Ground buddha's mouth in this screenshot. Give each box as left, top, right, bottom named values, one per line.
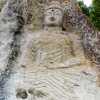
left=50, top=17, right=56, bottom=21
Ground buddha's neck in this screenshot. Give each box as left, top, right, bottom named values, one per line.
left=44, top=26, right=62, bottom=33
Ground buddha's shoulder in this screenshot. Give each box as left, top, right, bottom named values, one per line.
left=32, top=31, right=72, bottom=40
left=27, top=31, right=81, bottom=46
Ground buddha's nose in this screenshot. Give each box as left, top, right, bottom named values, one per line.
left=50, top=17, right=55, bottom=21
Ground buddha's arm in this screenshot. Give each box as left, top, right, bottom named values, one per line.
left=46, top=57, right=87, bottom=69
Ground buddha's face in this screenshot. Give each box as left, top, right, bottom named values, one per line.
left=44, top=8, right=63, bottom=26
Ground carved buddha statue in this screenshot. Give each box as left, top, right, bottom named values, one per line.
left=6, top=1, right=96, bottom=100
left=22, top=1, right=88, bottom=69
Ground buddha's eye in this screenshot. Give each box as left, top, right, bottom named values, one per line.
left=45, top=11, right=52, bottom=15
left=55, top=12, right=60, bottom=15
left=54, top=9, right=62, bottom=15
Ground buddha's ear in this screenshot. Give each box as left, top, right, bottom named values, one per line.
left=62, top=12, right=69, bottom=31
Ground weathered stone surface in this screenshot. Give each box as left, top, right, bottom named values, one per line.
left=4, top=28, right=100, bottom=100
left=0, top=0, right=100, bottom=100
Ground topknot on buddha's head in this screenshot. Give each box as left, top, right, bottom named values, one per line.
left=45, top=1, right=64, bottom=12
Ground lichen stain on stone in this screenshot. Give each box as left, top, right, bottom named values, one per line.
left=16, top=88, right=28, bottom=99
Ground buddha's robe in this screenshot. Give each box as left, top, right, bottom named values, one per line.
left=5, top=30, right=99, bottom=100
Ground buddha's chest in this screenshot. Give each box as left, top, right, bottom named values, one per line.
left=28, top=33, right=76, bottom=65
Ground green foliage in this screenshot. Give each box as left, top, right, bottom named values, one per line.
left=78, top=0, right=100, bottom=30
left=91, top=0, right=100, bottom=30
left=78, top=1, right=90, bottom=16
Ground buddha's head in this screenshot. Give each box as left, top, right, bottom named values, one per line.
left=44, top=1, right=64, bottom=27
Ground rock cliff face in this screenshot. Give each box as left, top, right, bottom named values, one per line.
left=0, top=0, right=100, bottom=100
left=0, top=0, right=24, bottom=99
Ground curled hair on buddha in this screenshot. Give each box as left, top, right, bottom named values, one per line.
left=45, top=0, right=64, bottom=12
